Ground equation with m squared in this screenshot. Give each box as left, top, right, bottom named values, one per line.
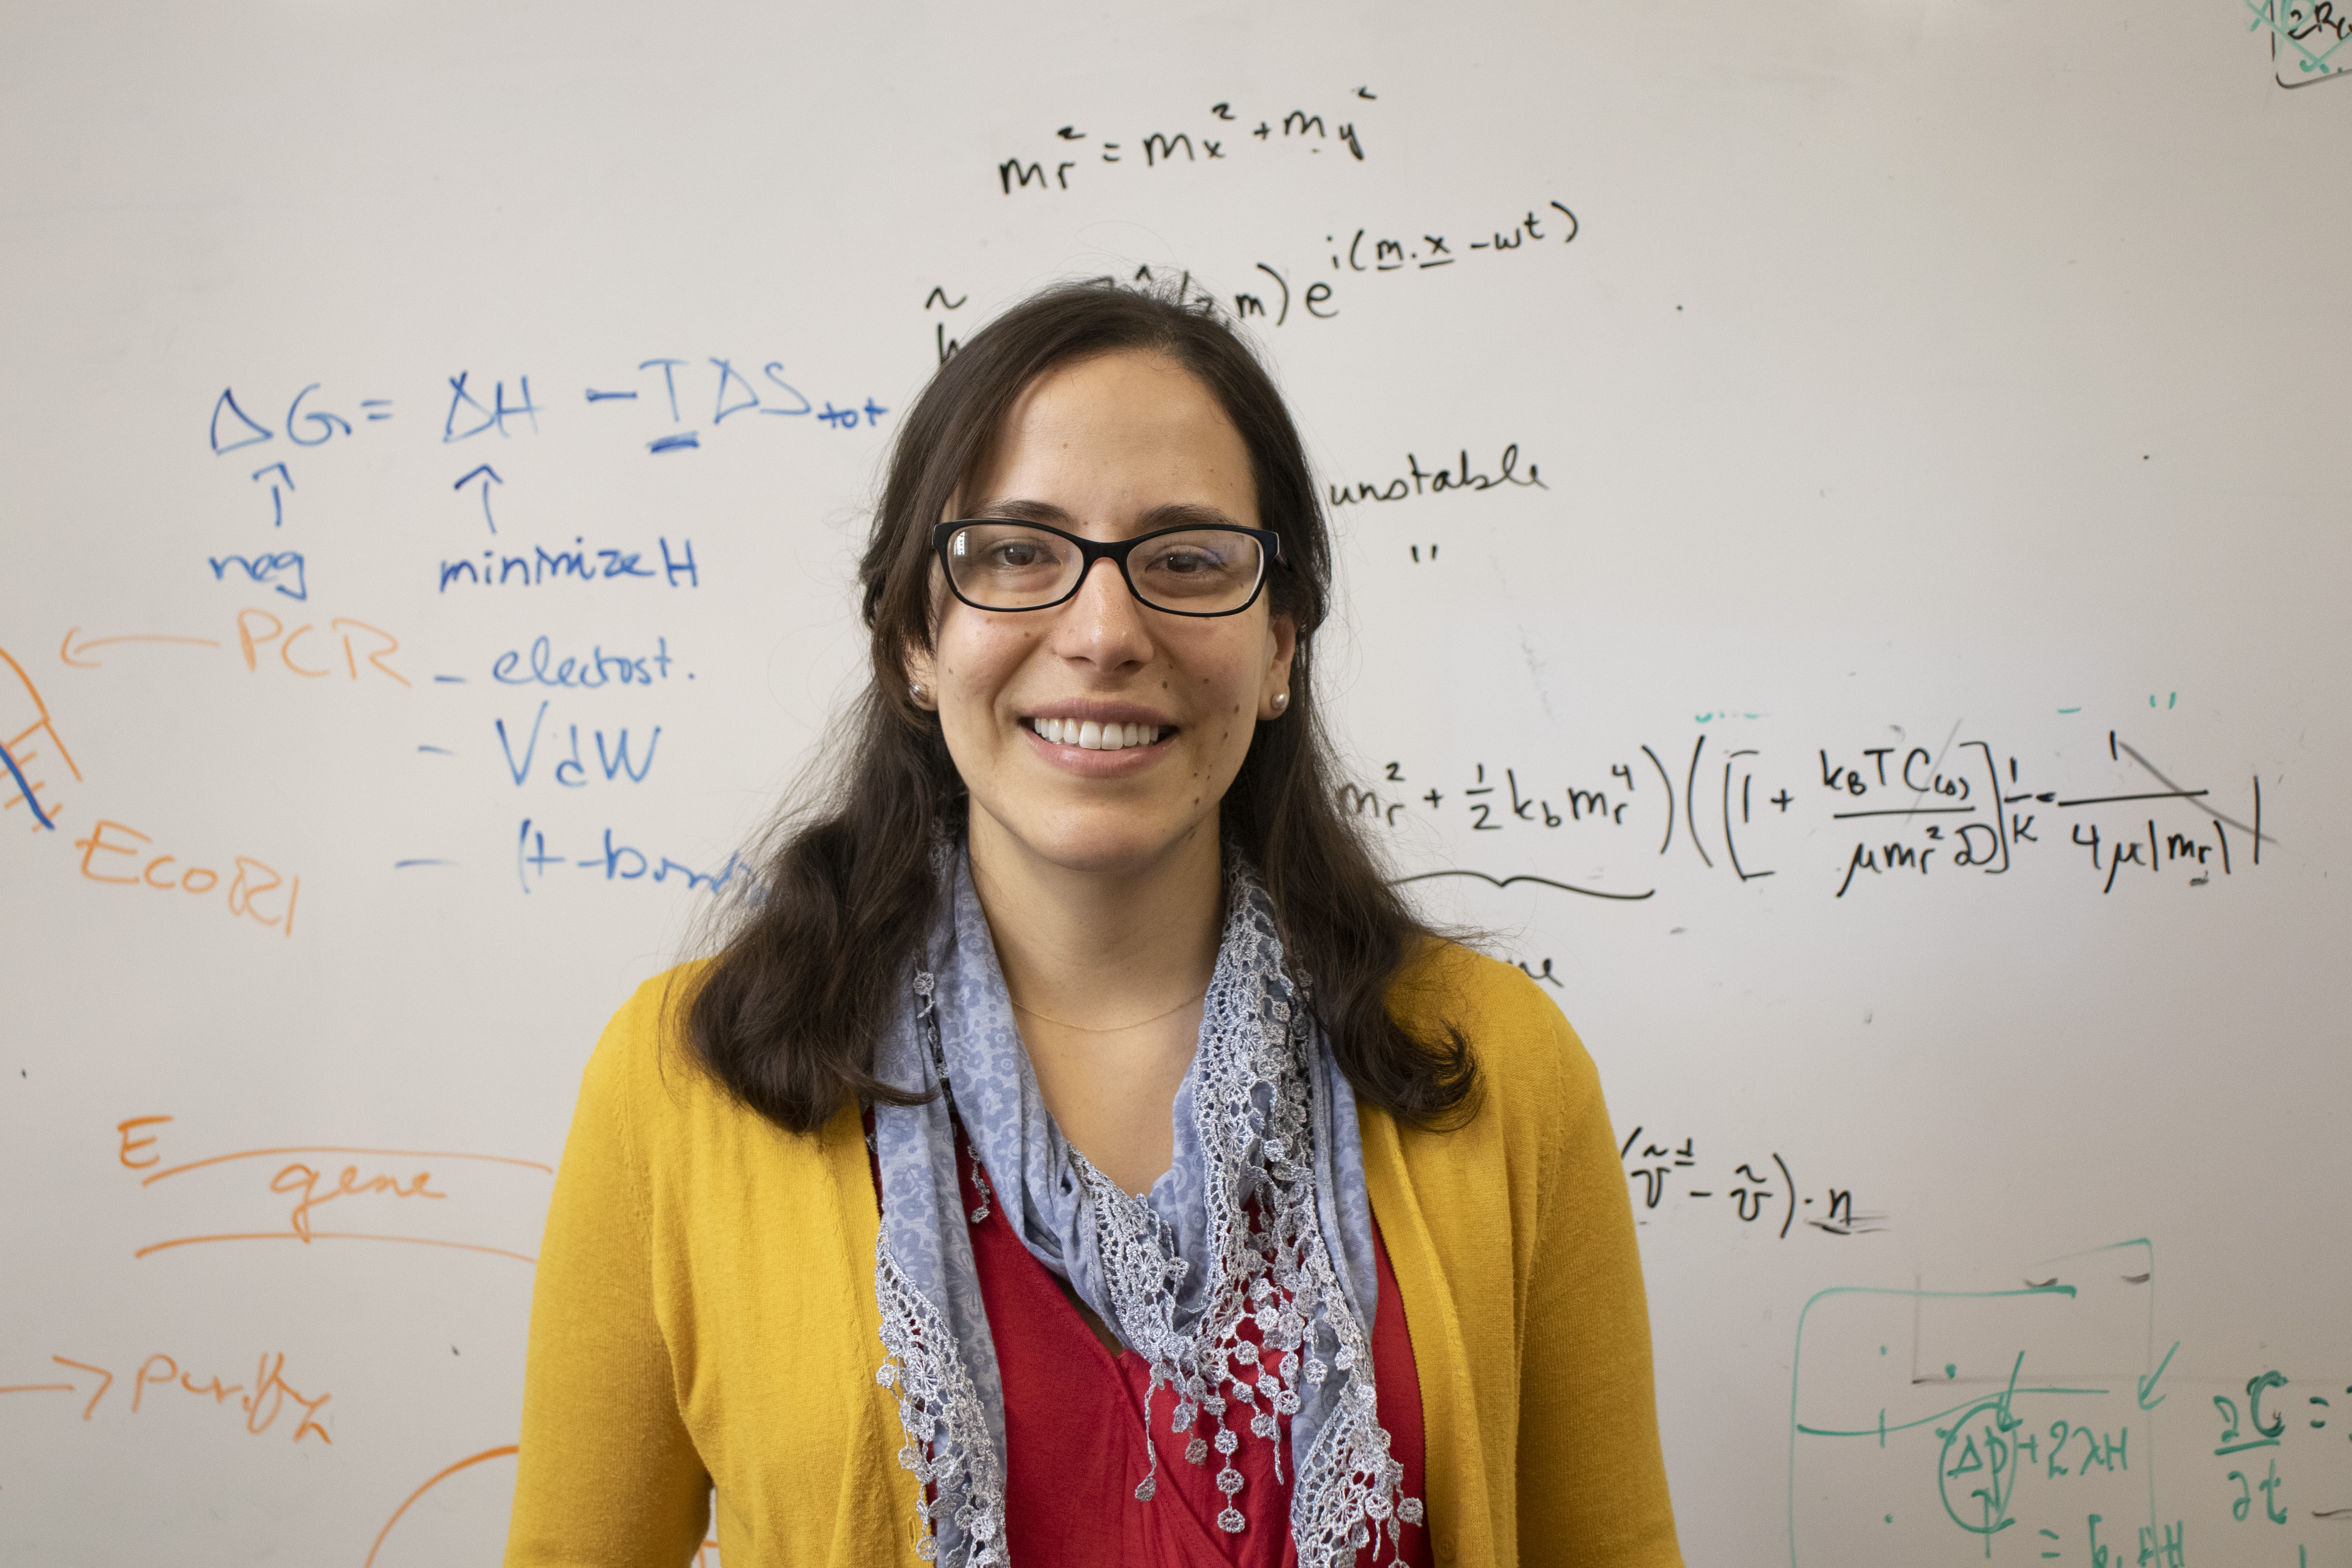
left=1347, top=714, right=2277, bottom=907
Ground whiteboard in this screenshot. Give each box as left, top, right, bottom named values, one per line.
left=2, top=3, right=2347, bottom=1564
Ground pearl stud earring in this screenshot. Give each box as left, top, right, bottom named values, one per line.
left=1271, top=691, right=1289, bottom=713
left=910, top=682, right=926, bottom=704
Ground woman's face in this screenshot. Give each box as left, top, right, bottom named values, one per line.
left=910, top=348, right=1296, bottom=879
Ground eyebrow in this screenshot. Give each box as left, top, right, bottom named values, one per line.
left=963, top=498, right=1250, bottom=534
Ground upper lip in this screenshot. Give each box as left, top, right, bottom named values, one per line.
left=1021, top=700, right=1177, bottom=728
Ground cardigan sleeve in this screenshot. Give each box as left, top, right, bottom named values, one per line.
left=1515, top=1002, right=1683, bottom=1567
left=505, top=1012, right=713, bottom=1568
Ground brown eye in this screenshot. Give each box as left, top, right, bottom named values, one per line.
left=944, top=523, right=1078, bottom=608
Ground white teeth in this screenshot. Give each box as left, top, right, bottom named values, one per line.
left=1036, top=718, right=1163, bottom=748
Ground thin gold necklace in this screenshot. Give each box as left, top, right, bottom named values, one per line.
left=1008, top=989, right=1205, bottom=1033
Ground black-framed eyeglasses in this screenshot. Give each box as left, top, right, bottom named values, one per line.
left=931, top=518, right=1285, bottom=618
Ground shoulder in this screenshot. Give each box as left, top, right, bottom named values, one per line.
left=578, top=958, right=718, bottom=1116
left=574, top=958, right=802, bottom=1172
left=572, top=958, right=855, bottom=1213
left=1383, top=938, right=1600, bottom=1116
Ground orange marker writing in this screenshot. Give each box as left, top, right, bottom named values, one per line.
left=116, top=1116, right=172, bottom=1169
left=130, top=1354, right=179, bottom=1414
left=73, top=819, right=149, bottom=884
left=1, top=644, right=82, bottom=831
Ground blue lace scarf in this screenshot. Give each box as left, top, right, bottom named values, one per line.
left=869, top=848, right=1424, bottom=1565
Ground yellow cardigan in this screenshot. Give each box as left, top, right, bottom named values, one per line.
left=506, top=944, right=1684, bottom=1568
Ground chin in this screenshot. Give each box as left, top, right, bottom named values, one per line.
left=982, top=800, right=1215, bottom=878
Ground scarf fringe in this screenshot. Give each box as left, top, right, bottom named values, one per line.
left=876, top=1244, right=1008, bottom=1566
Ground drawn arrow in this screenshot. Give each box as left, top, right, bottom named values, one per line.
left=454, top=465, right=503, bottom=534
left=2138, top=1340, right=2179, bottom=1410
left=59, top=627, right=222, bottom=669
left=251, top=462, right=294, bottom=527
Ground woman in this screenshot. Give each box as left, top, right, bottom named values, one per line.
left=505, top=282, right=1683, bottom=1568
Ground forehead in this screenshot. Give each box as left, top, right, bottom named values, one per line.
left=960, top=349, right=1258, bottom=529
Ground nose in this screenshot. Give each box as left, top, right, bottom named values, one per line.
left=1052, top=556, right=1155, bottom=671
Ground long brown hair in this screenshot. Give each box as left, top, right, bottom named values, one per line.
left=686, top=279, right=1474, bottom=1133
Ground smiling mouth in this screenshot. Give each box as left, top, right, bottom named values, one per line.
left=1027, top=717, right=1171, bottom=751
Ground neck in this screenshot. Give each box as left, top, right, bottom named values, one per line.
left=964, top=813, right=1225, bottom=1022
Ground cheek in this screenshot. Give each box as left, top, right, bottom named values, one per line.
left=1183, top=663, right=1259, bottom=764
left=1179, top=638, right=1267, bottom=708
left=937, top=621, right=1041, bottom=708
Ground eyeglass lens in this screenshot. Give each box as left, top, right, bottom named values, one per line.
left=945, top=523, right=1265, bottom=613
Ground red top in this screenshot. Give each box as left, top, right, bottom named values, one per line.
left=940, top=1132, right=1434, bottom=1567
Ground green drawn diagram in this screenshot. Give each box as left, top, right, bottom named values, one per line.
left=1789, top=1240, right=2350, bottom=1566
left=2248, top=0, right=2352, bottom=87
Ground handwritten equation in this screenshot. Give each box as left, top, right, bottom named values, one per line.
left=1617, top=1125, right=1885, bottom=1241
left=2, top=359, right=757, bottom=894
left=993, top=89, right=1381, bottom=195
left=1347, top=722, right=2274, bottom=903
left=2206, top=1361, right=2350, bottom=1534
left=924, top=178, right=1579, bottom=369
left=206, top=352, right=882, bottom=566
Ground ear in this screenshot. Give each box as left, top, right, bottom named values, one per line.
left=1256, top=613, right=1299, bottom=720
left=902, top=639, right=938, bottom=710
